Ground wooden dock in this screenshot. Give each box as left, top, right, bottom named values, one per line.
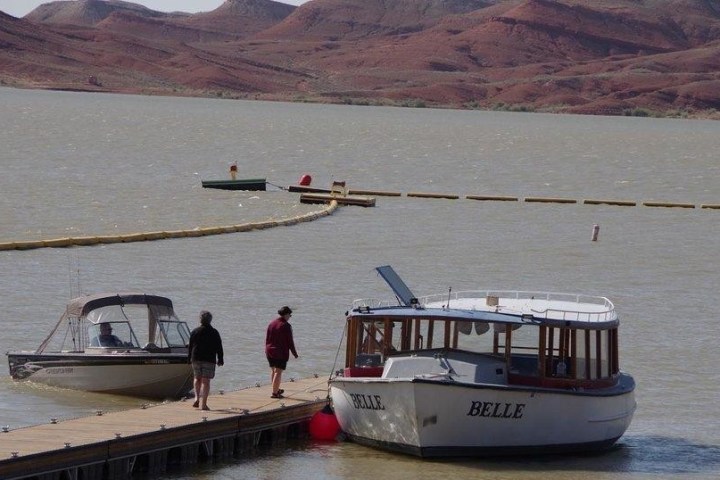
left=0, top=377, right=329, bottom=480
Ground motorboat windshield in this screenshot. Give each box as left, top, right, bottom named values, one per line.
left=87, top=320, right=139, bottom=349
left=156, top=320, right=191, bottom=348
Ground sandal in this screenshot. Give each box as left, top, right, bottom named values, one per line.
left=192, top=400, right=199, bottom=408
left=271, top=392, right=284, bottom=399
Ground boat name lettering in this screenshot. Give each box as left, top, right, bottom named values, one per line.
left=349, top=393, right=385, bottom=411
left=46, top=367, right=74, bottom=375
left=144, top=359, right=170, bottom=364
left=467, top=401, right=525, bottom=419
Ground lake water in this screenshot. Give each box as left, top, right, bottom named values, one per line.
left=1, top=87, right=719, bottom=479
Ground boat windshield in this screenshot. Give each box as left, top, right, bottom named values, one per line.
left=87, top=321, right=139, bottom=348
left=86, top=305, right=143, bottom=348
left=155, top=320, right=191, bottom=348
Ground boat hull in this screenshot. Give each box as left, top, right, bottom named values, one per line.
left=330, top=375, right=636, bottom=457
left=7, top=353, right=193, bottom=399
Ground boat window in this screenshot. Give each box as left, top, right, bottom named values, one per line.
left=156, top=320, right=191, bottom=347
left=600, top=329, right=610, bottom=377
left=37, top=316, right=85, bottom=353
left=575, top=331, right=588, bottom=379
left=358, top=320, right=399, bottom=358
left=495, top=324, right=533, bottom=352
left=454, top=321, right=496, bottom=355
left=87, top=304, right=147, bottom=343
left=555, top=328, right=616, bottom=381
left=88, top=322, right=139, bottom=348
left=589, top=330, right=600, bottom=379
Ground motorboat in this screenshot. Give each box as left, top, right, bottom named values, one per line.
left=6, top=293, right=193, bottom=399
left=329, top=266, right=636, bottom=457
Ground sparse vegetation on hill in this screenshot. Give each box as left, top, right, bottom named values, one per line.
left=1, top=0, right=719, bottom=118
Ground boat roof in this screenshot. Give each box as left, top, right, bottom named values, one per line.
left=350, top=292, right=619, bottom=330
left=358, top=266, right=619, bottom=329
left=65, top=293, right=173, bottom=317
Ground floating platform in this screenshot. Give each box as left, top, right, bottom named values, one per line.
left=288, top=185, right=331, bottom=194
left=289, top=185, right=401, bottom=197
left=299, top=193, right=376, bottom=207
left=201, top=178, right=267, bottom=191
left=0, top=377, right=327, bottom=480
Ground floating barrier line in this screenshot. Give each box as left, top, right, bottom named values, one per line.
left=348, top=189, right=402, bottom=197
left=0, top=202, right=338, bottom=252
left=283, top=184, right=711, bottom=210
left=524, top=197, right=577, bottom=204
left=466, top=195, right=519, bottom=202
left=2, top=186, right=714, bottom=252
left=642, top=201, right=695, bottom=209
left=583, top=199, right=637, bottom=207
left=407, top=192, right=460, bottom=200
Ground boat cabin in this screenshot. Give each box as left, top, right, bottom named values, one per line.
left=36, top=293, right=191, bottom=354
left=343, top=291, right=621, bottom=390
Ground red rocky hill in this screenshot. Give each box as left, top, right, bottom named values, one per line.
left=1, top=0, right=718, bottom=117
left=24, top=0, right=184, bottom=26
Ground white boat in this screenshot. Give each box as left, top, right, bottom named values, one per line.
left=7, top=293, right=193, bottom=399
left=329, top=266, right=636, bottom=457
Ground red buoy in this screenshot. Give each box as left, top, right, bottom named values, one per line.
left=309, top=404, right=341, bottom=441
left=299, top=174, right=312, bottom=186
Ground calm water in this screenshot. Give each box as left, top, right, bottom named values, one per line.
left=1, top=87, right=719, bottom=479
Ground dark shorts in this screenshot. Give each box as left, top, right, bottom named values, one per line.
left=267, top=357, right=287, bottom=370
left=192, top=361, right=216, bottom=379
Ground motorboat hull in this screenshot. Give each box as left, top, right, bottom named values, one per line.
left=7, top=353, right=192, bottom=399
left=330, top=375, right=636, bottom=457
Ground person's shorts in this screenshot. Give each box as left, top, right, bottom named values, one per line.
left=267, top=357, right=287, bottom=370
left=192, top=361, right=216, bottom=379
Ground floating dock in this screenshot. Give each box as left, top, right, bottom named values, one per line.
left=300, top=193, right=376, bottom=207
left=201, top=178, right=267, bottom=191
left=288, top=185, right=332, bottom=194
left=289, top=185, right=401, bottom=197
left=0, top=377, right=328, bottom=480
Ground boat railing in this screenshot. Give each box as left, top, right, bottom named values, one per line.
left=351, top=298, right=402, bottom=309
left=419, top=290, right=617, bottom=322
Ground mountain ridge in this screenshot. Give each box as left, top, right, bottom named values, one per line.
left=1, top=0, right=718, bottom=118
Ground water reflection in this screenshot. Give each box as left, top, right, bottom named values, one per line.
left=140, top=435, right=720, bottom=480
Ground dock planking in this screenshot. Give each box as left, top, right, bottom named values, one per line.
left=0, top=376, right=329, bottom=480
